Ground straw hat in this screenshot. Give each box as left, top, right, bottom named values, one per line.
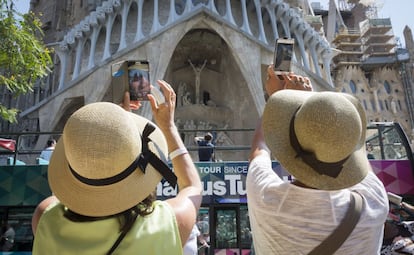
left=48, top=102, right=173, bottom=217
left=263, top=90, right=370, bottom=190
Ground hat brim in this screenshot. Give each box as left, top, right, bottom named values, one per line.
left=48, top=113, right=167, bottom=217
left=263, top=90, right=369, bottom=190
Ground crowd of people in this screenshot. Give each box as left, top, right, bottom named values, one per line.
left=27, top=62, right=393, bottom=255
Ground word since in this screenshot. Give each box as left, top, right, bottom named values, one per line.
left=198, top=165, right=249, bottom=174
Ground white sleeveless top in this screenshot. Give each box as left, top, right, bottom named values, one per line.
left=247, top=154, right=388, bottom=255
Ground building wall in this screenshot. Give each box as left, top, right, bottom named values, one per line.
left=328, top=1, right=414, bottom=142
left=335, top=66, right=411, bottom=135
left=2, top=0, right=413, bottom=155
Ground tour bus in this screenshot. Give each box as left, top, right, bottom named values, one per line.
left=0, top=122, right=413, bottom=254
left=366, top=122, right=414, bottom=196
left=159, top=122, right=414, bottom=255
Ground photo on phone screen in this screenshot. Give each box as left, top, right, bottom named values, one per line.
left=128, top=60, right=150, bottom=101
left=273, top=38, right=294, bottom=74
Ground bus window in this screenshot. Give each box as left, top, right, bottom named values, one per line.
left=215, top=208, right=238, bottom=253
left=366, top=123, right=411, bottom=160
left=367, top=122, right=414, bottom=195
left=380, top=125, right=408, bottom=160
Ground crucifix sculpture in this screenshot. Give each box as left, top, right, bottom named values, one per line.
left=188, top=59, right=207, bottom=104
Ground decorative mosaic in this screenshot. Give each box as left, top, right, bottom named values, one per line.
left=0, top=165, right=51, bottom=206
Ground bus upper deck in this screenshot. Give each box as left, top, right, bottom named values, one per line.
left=0, top=122, right=413, bottom=254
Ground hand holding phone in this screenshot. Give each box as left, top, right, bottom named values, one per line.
left=111, top=60, right=150, bottom=109
left=273, top=38, right=294, bottom=79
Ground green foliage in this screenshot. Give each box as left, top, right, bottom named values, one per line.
left=0, top=0, right=52, bottom=123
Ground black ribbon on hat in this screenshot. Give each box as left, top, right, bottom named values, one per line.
left=289, top=107, right=349, bottom=178
left=69, top=123, right=177, bottom=187
left=137, top=123, right=177, bottom=187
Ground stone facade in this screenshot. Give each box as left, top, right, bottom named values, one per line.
left=2, top=0, right=413, bottom=162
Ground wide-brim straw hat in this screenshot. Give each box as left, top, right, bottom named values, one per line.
left=48, top=102, right=168, bottom=217
left=263, top=90, right=370, bottom=190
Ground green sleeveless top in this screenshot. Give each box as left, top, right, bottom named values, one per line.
left=32, top=200, right=182, bottom=255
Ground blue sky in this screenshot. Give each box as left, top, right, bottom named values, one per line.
left=13, top=0, right=29, bottom=13
left=378, top=0, right=414, bottom=47
left=12, top=0, right=414, bottom=47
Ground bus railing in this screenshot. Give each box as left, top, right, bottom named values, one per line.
left=0, top=129, right=255, bottom=165
left=0, top=131, right=62, bottom=166
left=2, top=123, right=414, bottom=165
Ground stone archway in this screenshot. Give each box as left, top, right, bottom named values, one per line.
left=33, top=96, right=85, bottom=163
left=164, top=29, right=256, bottom=161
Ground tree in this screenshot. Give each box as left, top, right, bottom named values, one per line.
left=0, top=0, right=52, bottom=123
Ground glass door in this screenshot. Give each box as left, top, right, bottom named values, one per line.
left=215, top=207, right=238, bottom=254
left=211, top=205, right=253, bottom=255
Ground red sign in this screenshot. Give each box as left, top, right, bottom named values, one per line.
left=0, top=138, right=16, bottom=152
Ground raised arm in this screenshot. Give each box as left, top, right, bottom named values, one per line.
left=148, top=80, right=202, bottom=246
left=249, top=116, right=270, bottom=162
left=249, top=65, right=312, bottom=162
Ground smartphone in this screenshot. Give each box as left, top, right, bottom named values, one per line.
left=273, top=38, right=294, bottom=78
left=111, top=60, right=150, bottom=107
left=128, top=60, right=150, bottom=102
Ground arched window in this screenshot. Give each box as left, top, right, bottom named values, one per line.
left=349, top=80, right=357, bottom=94
left=384, top=81, right=391, bottom=94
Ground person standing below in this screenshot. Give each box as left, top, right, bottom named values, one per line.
left=39, top=139, right=56, bottom=161
left=31, top=80, right=202, bottom=254
left=195, top=133, right=214, bottom=162
left=246, top=65, right=389, bottom=254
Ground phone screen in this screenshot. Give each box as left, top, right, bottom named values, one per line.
left=128, top=60, right=150, bottom=102
left=273, top=39, right=294, bottom=73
